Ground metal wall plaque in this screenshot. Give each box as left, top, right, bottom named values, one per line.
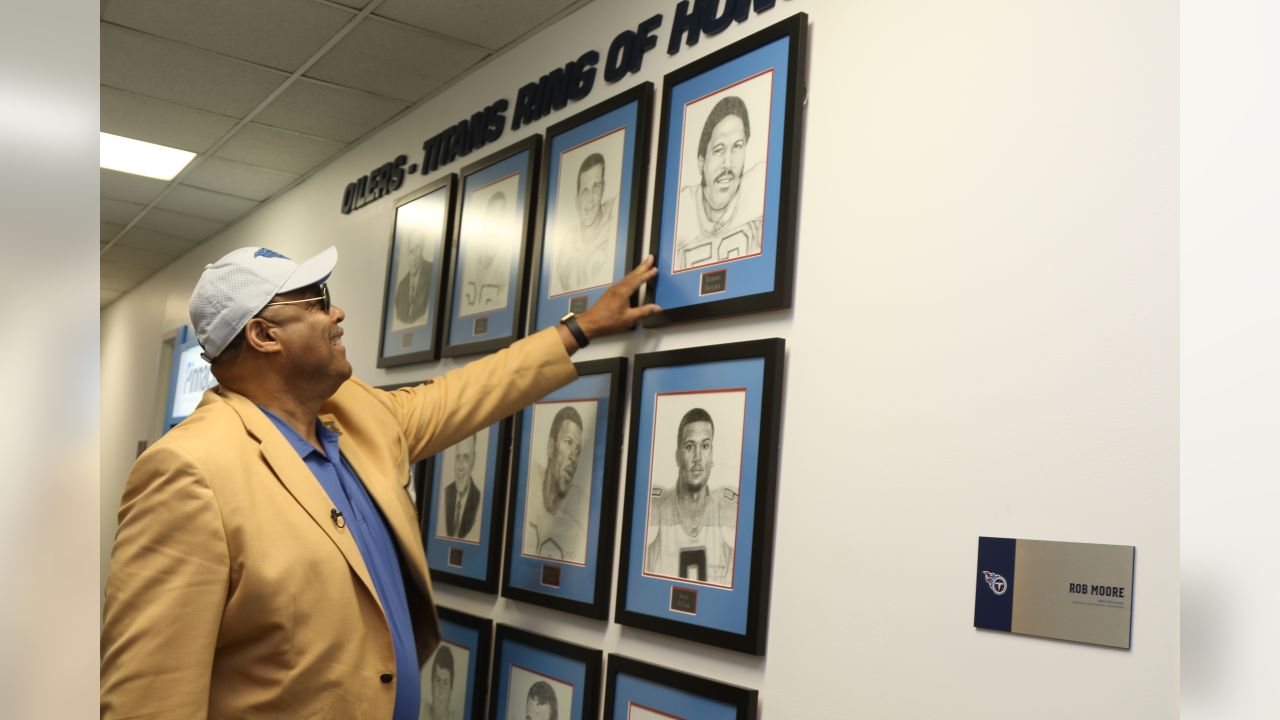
left=974, top=537, right=1135, bottom=649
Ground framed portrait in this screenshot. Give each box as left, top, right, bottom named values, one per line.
left=421, top=606, right=493, bottom=720
left=378, top=174, right=457, bottom=367
left=501, top=357, right=627, bottom=619
left=604, top=654, right=758, bottom=720
left=442, top=136, right=541, bottom=357
left=489, top=624, right=602, bottom=720
left=421, top=420, right=512, bottom=592
left=644, top=13, right=808, bottom=327
left=615, top=339, right=785, bottom=655
left=527, top=83, right=653, bottom=332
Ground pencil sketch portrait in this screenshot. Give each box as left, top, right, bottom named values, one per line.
left=459, top=174, right=520, bottom=316
left=643, top=391, right=746, bottom=587
left=673, top=71, right=773, bottom=272
left=436, top=428, right=490, bottom=543
left=549, top=129, right=625, bottom=296
left=522, top=400, right=598, bottom=564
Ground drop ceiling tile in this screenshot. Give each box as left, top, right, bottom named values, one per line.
left=103, top=0, right=355, bottom=72
left=101, top=200, right=214, bottom=248
left=133, top=207, right=226, bottom=242
left=155, top=184, right=260, bottom=223
left=101, top=86, right=238, bottom=153
left=305, top=17, right=487, bottom=103
left=101, top=168, right=169, bottom=205
left=102, top=198, right=147, bottom=225
left=182, top=157, right=299, bottom=202
left=103, top=243, right=175, bottom=270
left=214, top=123, right=346, bottom=175
left=101, top=222, right=124, bottom=243
left=101, top=23, right=285, bottom=117
left=328, top=0, right=372, bottom=9
left=101, top=260, right=155, bottom=291
left=113, top=225, right=201, bottom=256
left=253, top=78, right=408, bottom=143
left=376, top=0, right=583, bottom=51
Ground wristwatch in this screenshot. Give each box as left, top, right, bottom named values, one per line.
left=559, top=311, right=590, bottom=348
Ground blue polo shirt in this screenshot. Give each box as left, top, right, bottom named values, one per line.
left=262, top=408, right=419, bottom=720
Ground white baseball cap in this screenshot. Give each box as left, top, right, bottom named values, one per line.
left=189, top=246, right=338, bottom=360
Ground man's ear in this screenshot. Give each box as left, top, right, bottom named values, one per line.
left=242, top=317, right=283, bottom=354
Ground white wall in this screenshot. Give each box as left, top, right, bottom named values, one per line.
left=1181, top=1, right=1280, bottom=718
left=101, top=1, right=1178, bottom=716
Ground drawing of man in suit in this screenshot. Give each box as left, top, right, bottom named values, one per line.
left=442, top=433, right=482, bottom=541
left=394, top=227, right=433, bottom=327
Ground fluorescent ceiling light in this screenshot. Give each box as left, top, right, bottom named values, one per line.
left=100, top=132, right=196, bottom=180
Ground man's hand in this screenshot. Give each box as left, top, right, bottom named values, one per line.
left=559, top=255, right=662, bottom=352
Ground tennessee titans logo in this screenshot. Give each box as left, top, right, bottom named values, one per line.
left=254, top=248, right=290, bottom=260
left=982, top=571, right=1008, bottom=596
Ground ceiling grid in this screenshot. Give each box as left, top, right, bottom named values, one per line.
left=100, top=0, right=592, bottom=306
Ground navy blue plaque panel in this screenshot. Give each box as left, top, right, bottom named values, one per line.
left=974, top=536, right=1016, bottom=633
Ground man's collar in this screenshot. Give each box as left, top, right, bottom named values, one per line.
left=259, top=405, right=333, bottom=458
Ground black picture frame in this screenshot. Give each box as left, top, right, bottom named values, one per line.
left=422, top=606, right=494, bottom=720
left=614, top=338, right=785, bottom=655
left=442, top=136, right=542, bottom=357
left=489, top=624, right=602, bottom=720
left=377, top=174, right=457, bottom=367
left=409, top=457, right=429, bottom=521
left=501, top=357, right=628, bottom=619
left=644, top=13, right=808, bottom=327
left=420, top=418, right=513, bottom=593
left=604, top=654, right=758, bottom=720
left=527, top=83, right=654, bottom=333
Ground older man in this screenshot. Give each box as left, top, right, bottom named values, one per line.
left=101, top=245, right=658, bottom=719
left=442, top=433, right=482, bottom=541
left=393, top=226, right=433, bottom=327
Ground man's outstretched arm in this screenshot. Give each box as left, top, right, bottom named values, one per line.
left=555, top=254, right=662, bottom=353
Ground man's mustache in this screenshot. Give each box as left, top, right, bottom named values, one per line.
left=714, top=168, right=736, bottom=184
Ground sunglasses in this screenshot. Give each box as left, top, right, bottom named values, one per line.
left=261, top=283, right=331, bottom=313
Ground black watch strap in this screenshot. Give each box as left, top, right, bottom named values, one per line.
left=560, top=312, right=590, bottom=348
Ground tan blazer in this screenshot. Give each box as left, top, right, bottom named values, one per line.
left=102, top=329, right=575, bottom=719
